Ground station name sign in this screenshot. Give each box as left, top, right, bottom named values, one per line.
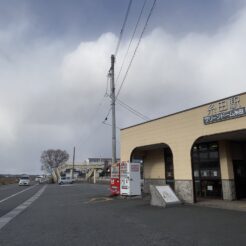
left=203, top=95, right=246, bottom=125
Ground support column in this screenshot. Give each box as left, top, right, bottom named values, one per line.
left=173, top=145, right=194, bottom=203
left=219, top=141, right=236, bottom=200
left=93, top=169, right=96, bottom=184
left=175, top=180, right=194, bottom=203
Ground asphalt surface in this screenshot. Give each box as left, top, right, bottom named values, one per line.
left=0, top=182, right=37, bottom=201
left=0, top=183, right=246, bottom=246
left=0, top=183, right=40, bottom=217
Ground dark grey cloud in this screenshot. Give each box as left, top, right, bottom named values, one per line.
left=0, top=0, right=243, bottom=41
left=0, top=0, right=246, bottom=174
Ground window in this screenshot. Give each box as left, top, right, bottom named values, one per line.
left=192, top=142, right=222, bottom=199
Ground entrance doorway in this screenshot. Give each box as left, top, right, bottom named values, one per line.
left=130, top=143, right=174, bottom=193
left=164, top=148, right=174, bottom=190
left=191, top=142, right=222, bottom=201
left=233, top=160, right=246, bottom=199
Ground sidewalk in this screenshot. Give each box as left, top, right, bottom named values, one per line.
left=194, top=199, right=246, bottom=212
left=143, top=193, right=246, bottom=212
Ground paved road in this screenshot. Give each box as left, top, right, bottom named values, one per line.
left=0, top=183, right=40, bottom=217
left=0, top=182, right=36, bottom=200
left=0, top=183, right=246, bottom=246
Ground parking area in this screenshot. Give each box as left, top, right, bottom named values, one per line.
left=0, top=183, right=246, bottom=246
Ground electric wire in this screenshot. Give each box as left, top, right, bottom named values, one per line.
left=114, top=0, right=133, bottom=57
left=103, top=0, right=157, bottom=125
left=104, top=75, right=110, bottom=97
left=115, top=0, right=148, bottom=85
left=81, top=0, right=133, bottom=150
left=102, top=121, right=121, bottom=130
left=88, top=76, right=110, bottom=125
left=81, top=76, right=111, bottom=148
left=116, top=0, right=157, bottom=100
left=116, top=98, right=150, bottom=121
left=103, top=94, right=150, bottom=122
left=102, top=103, right=112, bottom=124
left=103, top=0, right=133, bottom=123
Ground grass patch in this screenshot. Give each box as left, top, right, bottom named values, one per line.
left=0, top=177, right=18, bottom=185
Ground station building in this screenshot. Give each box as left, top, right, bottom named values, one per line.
left=120, top=92, right=246, bottom=203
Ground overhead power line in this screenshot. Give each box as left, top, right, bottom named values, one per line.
left=103, top=0, right=132, bottom=127
left=115, top=0, right=148, bottom=85
left=114, top=0, right=133, bottom=57
left=116, top=0, right=157, bottom=100
left=102, top=121, right=121, bottom=130
left=102, top=0, right=157, bottom=126
left=104, top=75, right=110, bottom=96
left=102, top=100, right=112, bottom=123
left=103, top=94, right=150, bottom=122
left=88, top=75, right=110, bottom=124
left=116, top=98, right=150, bottom=121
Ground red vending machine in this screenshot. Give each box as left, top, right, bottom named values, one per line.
left=110, top=162, right=120, bottom=196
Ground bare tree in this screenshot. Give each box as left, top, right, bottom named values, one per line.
left=41, top=149, right=69, bottom=173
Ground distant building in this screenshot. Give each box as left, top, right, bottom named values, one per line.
left=84, top=158, right=120, bottom=166
left=58, top=158, right=120, bottom=179
left=58, top=163, right=87, bottom=179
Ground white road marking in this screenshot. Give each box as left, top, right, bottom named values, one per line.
left=84, top=197, right=113, bottom=204
left=0, top=184, right=38, bottom=204
left=58, top=184, right=75, bottom=187
left=0, top=185, right=47, bottom=230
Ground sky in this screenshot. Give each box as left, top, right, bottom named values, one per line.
left=0, top=0, right=246, bottom=174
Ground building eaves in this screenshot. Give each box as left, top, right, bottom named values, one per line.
left=120, top=91, right=246, bottom=131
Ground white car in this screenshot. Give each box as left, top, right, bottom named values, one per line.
left=35, top=175, right=43, bottom=182
left=35, top=175, right=48, bottom=183
left=58, top=177, right=73, bottom=185
left=19, top=176, right=30, bottom=186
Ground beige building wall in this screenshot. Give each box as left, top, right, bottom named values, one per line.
left=120, top=92, right=246, bottom=202
left=143, top=149, right=165, bottom=179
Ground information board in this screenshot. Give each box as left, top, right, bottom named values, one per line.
left=155, top=186, right=180, bottom=204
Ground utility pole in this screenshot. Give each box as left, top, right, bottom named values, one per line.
left=110, top=54, right=116, bottom=164
left=72, top=146, right=75, bottom=180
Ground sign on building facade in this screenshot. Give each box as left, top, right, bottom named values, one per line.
left=203, top=95, right=246, bottom=125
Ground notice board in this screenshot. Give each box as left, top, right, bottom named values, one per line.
left=150, top=185, right=181, bottom=207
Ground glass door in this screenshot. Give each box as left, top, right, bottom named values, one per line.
left=164, top=148, right=174, bottom=190
left=233, top=160, right=246, bottom=199
left=192, top=142, right=222, bottom=200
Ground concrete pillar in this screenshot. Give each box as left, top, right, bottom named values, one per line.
left=219, top=141, right=236, bottom=200
left=93, top=169, right=96, bottom=184
left=173, top=145, right=194, bottom=203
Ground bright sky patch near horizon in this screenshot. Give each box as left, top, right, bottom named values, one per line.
left=0, top=0, right=245, bottom=174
